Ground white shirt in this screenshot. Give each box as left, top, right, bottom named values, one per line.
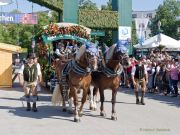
left=18, top=63, right=41, bottom=76
left=55, top=48, right=61, bottom=56
left=36, top=63, right=41, bottom=76
left=18, top=64, right=24, bottom=75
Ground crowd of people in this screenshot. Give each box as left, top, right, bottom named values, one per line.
left=122, top=51, right=180, bottom=98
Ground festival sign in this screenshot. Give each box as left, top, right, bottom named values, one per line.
left=0, top=12, right=38, bottom=24
left=42, top=34, right=88, bottom=43
left=118, top=26, right=132, bottom=55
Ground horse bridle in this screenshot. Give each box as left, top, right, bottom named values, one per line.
left=85, top=51, right=98, bottom=70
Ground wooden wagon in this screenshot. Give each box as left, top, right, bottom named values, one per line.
left=35, top=22, right=91, bottom=91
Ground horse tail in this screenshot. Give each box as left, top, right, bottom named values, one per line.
left=51, top=84, right=63, bottom=106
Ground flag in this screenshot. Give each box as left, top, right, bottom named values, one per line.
left=21, top=14, right=38, bottom=24
left=135, top=18, right=149, bottom=45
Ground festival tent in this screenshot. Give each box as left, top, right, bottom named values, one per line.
left=134, top=33, right=179, bottom=49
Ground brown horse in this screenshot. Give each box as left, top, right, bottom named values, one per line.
left=90, top=43, right=130, bottom=120
left=56, top=44, right=98, bottom=122
left=51, top=50, right=76, bottom=108
left=67, top=44, right=98, bottom=122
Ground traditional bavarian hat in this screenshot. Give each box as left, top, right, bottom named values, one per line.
left=85, top=42, right=99, bottom=56
left=27, top=53, right=38, bottom=59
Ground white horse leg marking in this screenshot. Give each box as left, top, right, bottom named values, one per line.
left=68, top=97, right=73, bottom=113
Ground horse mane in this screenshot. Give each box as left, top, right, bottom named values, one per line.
left=105, top=44, right=116, bottom=63
left=75, top=45, right=86, bottom=61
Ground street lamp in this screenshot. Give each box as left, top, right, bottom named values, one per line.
left=31, top=36, right=35, bottom=53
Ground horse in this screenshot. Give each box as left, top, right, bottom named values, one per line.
left=51, top=48, right=76, bottom=107
left=90, top=42, right=130, bottom=120
left=52, top=42, right=98, bottom=122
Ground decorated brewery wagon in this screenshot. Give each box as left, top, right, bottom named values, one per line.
left=35, top=22, right=91, bottom=90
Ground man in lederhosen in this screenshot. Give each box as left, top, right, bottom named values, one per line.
left=131, top=59, right=148, bottom=105
left=18, top=53, right=38, bottom=111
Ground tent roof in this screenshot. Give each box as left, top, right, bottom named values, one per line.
left=0, top=43, right=22, bottom=53
left=134, top=33, right=179, bottom=49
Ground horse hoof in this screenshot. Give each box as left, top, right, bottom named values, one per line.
left=62, top=108, right=67, bottom=112
left=111, top=116, right=117, bottom=121
left=74, top=118, right=80, bottom=122
left=100, top=112, right=106, bottom=117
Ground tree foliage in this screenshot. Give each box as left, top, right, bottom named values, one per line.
left=79, top=9, right=118, bottom=29
left=28, top=0, right=63, bottom=12
left=150, top=0, right=180, bottom=39
left=79, top=0, right=98, bottom=10
left=101, top=0, right=112, bottom=10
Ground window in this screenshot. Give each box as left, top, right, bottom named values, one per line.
left=132, top=14, right=137, bottom=18
left=147, top=13, right=153, bottom=18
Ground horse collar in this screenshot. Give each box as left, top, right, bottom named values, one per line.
left=72, top=61, right=91, bottom=76
left=102, top=64, right=123, bottom=77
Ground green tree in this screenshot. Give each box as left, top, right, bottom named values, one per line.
left=79, top=0, right=98, bottom=10
left=101, top=0, right=112, bottom=10
left=150, top=0, right=180, bottom=39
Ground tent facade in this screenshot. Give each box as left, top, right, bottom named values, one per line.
left=134, top=34, right=179, bottom=49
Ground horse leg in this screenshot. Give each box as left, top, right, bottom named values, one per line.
left=61, top=86, right=67, bottom=112
left=92, top=87, right=98, bottom=111
left=88, top=87, right=94, bottom=110
left=72, top=88, right=80, bottom=122
left=68, top=90, right=73, bottom=114
left=111, top=89, right=117, bottom=120
left=99, top=88, right=106, bottom=117
left=79, top=89, right=88, bottom=117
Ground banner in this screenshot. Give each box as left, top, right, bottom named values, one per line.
left=118, top=26, right=131, bottom=41
left=135, top=18, right=149, bottom=44
left=0, top=12, right=38, bottom=24
left=42, top=34, right=88, bottom=43
left=118, top=26, right=132, bottom=55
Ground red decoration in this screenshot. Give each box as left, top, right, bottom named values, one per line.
left=43, top=23, right=90, bottom=39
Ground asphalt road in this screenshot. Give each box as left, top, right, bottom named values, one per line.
left=0, top=85, right=179, bottom=135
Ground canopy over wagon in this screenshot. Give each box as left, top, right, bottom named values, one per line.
left=35, top=22, right=91, bottom=89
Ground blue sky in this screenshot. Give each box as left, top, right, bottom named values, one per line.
left=1, top=0, right=164, bottom=13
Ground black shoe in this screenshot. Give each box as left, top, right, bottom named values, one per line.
left=32, top=103, right=38, bottom=112
left=136, top=98, right=139, bottom=104
left=140, top=98, right=145, bottom=105
left=26, top=102, right=31, bottom=111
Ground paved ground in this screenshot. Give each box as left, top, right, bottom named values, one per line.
left=0, top=84, right=180, bottom=135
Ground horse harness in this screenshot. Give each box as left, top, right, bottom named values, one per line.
left=60, top=60, right=92, bottom=100
left=97, top=61, right=123, bottom=78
